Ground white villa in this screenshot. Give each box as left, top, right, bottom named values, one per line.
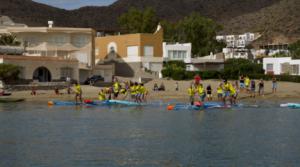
left=216, top=32, right=260, bottom=60
left=0, top=17, right=107, bottom=83
left=263, top=57, right=300, bottom=75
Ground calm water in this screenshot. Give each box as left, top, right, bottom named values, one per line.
left=0, top=101, right=300, bottom=167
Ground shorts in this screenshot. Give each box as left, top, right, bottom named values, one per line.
left=251, top=87, right=255, bottom=92
left=199, top=93, right=206, bottom=101
left=114, top=92, right=119, bottom=98
left=240, top=83, right=245, bottom=88
left=224, top=91, right=230, bottom=97
left=231, top=92, right=238, bottom=98
left=217, top=93, right=222, bottom=98
left=272, top=83, right=277, bottom=89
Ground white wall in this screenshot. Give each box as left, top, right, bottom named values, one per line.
left=263, top=57, right=298, bottom=75
left=163, top=42, right=192, bottom=63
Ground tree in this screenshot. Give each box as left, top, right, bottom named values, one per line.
left=0, top=34, right=21, bottom=46
left=118, top=7, right=159, bottom=33
left=224, top=59, right=264, bottom=79
left=288, top=40, right=300, bottom=59
left=0, top=64, right=20, bottom=83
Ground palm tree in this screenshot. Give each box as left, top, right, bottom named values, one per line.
left=0, top=34, right=21, bottom=46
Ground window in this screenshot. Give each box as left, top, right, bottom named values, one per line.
left=60, top=67, right=73, bottom=79
left=266, top=64, right=273, bottom=72
left=281, top=63, right=290, bottom=74
left=182, top=51, right=187, bottom=59
left=168, top=51, right=173, bottom=59
left=173, top=51, right=178, bottom=59
left=49, top=35, right=68, bottom=46
left=291, top=64, right=299, bottom=75
left=144, top=46, right=154, bottom=57
left=127, top=46, right=139, bottom=57
left=72, top=35, right=89, bottom=48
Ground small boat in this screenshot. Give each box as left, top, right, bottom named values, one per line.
left=0, top=97, right=25, bottom=103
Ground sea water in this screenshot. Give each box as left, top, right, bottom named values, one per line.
left=0, top=101, right=300, bottom=167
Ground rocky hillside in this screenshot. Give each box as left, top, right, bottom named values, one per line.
left=0, top=0, right=298, bottom=42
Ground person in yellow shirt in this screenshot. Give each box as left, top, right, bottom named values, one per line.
left=188, top=84, right=195, bottom=105
left=229, top=83, right=238, bottom=105
left=74, top=82, right=82, bottom=104
left=98, top=89, right=106, bottom=101
left=245, top=76, right=250, bottom=92
left=217, top=83, right=224, bottom=101
left=197, top=83, right=206, bottom=102
left=130, top=82, right=138, bottom=101
left=113, top=80, right=120, bottom=99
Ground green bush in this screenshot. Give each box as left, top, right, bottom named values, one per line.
left=0, top=64, right=20, bottom=83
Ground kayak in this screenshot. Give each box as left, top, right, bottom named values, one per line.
left=104, top=100, right=144, bottom=106
left=280, top=103, right=300, bottom=109
left=173, top=102, right=230, bottom=111
left=49, top=100, right=144, bottom=107
left=0, top=97, right=25, bottom=103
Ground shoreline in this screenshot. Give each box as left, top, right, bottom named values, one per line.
left=5, top=79, right=300, bottom=104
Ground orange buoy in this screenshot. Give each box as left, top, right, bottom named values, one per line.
left=167, top=105, right=174, bottom=111
left=48, top=101, right=54, bottom=106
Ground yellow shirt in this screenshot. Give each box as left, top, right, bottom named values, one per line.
left=130, top=86, right=137, bottom=95
left=197, top=85, right=204, bottom=95
left=217, top=86, right=223, bottom=94
left=229, top=85, right=236, bottom=95
left=113, top=82, right=120, bottom=93
left=188, top=88, right=195, bottom=96
left=140, top=86, right=146, bottom=94
left=75, top=85, right=81, bottom=94
left=98, top=92, right=106, bottom=101
left=245, top=77, right=250, bottom=86
left=224, top=83, right=230, bottom=91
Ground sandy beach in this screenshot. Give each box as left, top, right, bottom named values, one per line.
left=7, top=79, right=300, bottom=104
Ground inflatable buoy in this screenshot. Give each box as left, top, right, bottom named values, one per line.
left=48, top=101, right=54, bottom=106
left=84, top=99, right=93, bottom=104
left=167, top=105, right=174, bottom=111
left=194, top=101, right=203, bottom=107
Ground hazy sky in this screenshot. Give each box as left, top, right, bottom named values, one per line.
left=33, top=0, right=117, bottom=10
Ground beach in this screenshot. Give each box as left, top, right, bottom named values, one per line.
left=7, top=79, right=300, bottom=103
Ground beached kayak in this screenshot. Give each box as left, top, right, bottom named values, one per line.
left=0, top=97, right=25, bottom=103
left=280, top=103, right=300, bottom=109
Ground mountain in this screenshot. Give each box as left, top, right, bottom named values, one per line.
left=0, top=0, right=299, bottom=43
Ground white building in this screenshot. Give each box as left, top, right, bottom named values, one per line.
left=263, top=57, right=300, bottom=75
left=0, top=17, right=102, bottom=83
left=216, top=32, right=260, bottom=60
left=163, top=42, right=192, bottom=63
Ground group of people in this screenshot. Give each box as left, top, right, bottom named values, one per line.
left=98, top=79, right=148, bottom=103
left=73, top=78, right=149, bottom=104
left=187, top=79, right=238, bottom=106
left=187, top=75, right=279, bottom=106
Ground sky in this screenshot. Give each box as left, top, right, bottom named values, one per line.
left=33, top=0, right=117, bottom=10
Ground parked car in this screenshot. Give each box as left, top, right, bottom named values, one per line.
left=84, top=75, right=104, bottom=85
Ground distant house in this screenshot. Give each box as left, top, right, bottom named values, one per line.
left=0, top=17, right=115, bottom=83
left=186, top=53, right=225, bottom=72
left=216, top=32, right=260, bottom=60
left=163, top=42, right=192, bottom=63
left=95, top=24, right=164, bottom=78
left=256, top=44, right=289, bottom=58
left=263, top=57, right=300, bottom=75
